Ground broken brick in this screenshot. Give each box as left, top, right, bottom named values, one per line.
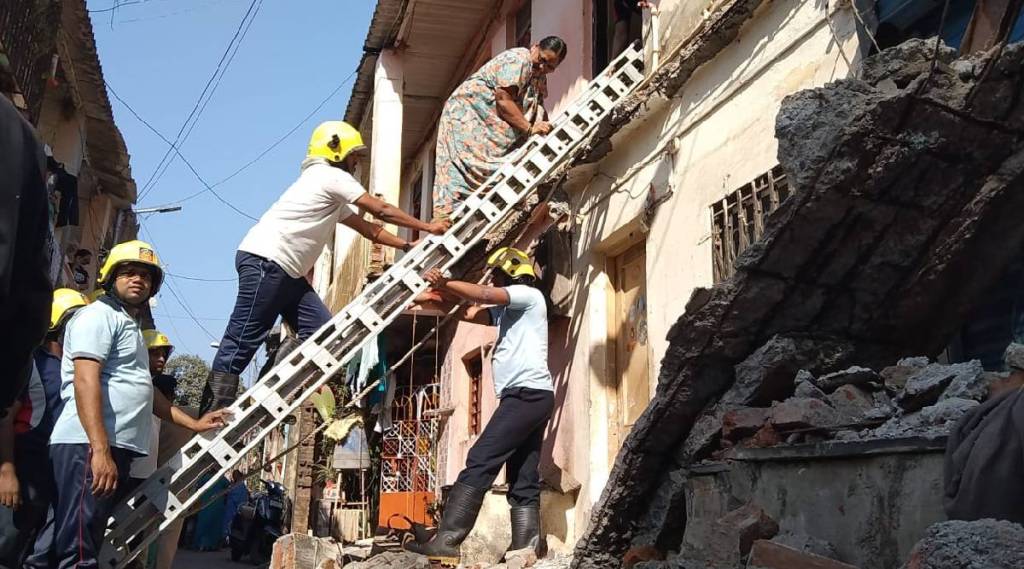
left=708, top=504, right=780, bottom=565
left=748, top=540, right=860, bottom=569
left=741, top=422, right=783, bottom=448
left=723, top=407, right=770, bottom=440
left=769, top=398, right=841, bottom=431
left=827, top=384, right=875, bottom=422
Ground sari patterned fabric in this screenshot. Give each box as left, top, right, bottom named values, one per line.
left=432, top=47, right=547, bottom=219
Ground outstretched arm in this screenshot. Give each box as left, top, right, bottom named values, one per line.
left=353, top=194, right=450, bottom=235
left=424, top=268, right=510, bottom=306
left=153, top=390, right=231, bottom=433
left=341, top=215, right=414, bottom=252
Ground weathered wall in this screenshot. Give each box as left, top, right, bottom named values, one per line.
left=532, top=0, right=589, bottom=117
left=563, top=0, right=860, bottom=535
left=573, top=38, right=1024, bottom=566
left=685, top=448, right=947, bottom=569
left=440, top=320, right=498, bottom=485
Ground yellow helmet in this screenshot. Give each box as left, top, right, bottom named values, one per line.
left=50, top=288, right=89, bottom=332
left=88, top=288, right=106, bottom=302
left=143, top=329, right=174, bottom=356
left=307, top=121, right=366, bottom=163
left=486, top=247, right=536, bottom=281
left=97, top=240, right=164, bottom=296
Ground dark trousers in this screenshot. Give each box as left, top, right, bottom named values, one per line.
left=0, top=445, right=55, bottom=569
left=456, top=388, right=554, bottom=506
left=50, top=444, right=135, bottom=569
left=212, top=251, right=332, bottom=375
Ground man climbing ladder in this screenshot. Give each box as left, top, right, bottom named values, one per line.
left=201, top=121, right=451, bottom=414
left=406, top=247, right=553, bottom=565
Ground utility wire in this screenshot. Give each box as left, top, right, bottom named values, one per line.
left=137, top=0, right=262, bottom=202
left=145, top=0, right=264, bottom=195
left=166, top=271, right=236, bottom=282
left=106, top=81, right=258, bottom=221
left=139, top=68, right=358, bottom=210
left=140, top=226, right=219, bottom=341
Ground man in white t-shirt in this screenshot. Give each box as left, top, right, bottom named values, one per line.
left=405, top=247, right=553, bottom=565
left=202, top=121, right=449, bottom=414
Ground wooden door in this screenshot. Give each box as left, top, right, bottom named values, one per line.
left=610, top=242, right=650, bottom=458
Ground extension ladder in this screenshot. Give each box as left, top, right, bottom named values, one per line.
left=99, top=42, right=646, bottom=568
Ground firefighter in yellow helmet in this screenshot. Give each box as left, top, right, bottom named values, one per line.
left=0, top=289, right=88, bottom=567
left=201, top=121, right=452, bottom=415
left=407, top=248, right=550, bottom=564
left=128, top=330, right=177, bottom=500
left=48, top=241, right=230, bottom=568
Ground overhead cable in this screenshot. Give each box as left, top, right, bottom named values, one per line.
left=137, top=0, right=262, bottom=202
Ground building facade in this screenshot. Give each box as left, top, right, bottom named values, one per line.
left=1, top=0, right=138, bottom=293
left=312, top=0, right=1018, bottom=559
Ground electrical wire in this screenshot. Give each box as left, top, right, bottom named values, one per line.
left=136, top=0, right=262, bottom=202
left=165, top=271, right=237, bottom=282
left=139, top=68, right=359, bottom=210
left=140, top=226, right=220, bottom=341
left=105, top=81, right=259, bottom=221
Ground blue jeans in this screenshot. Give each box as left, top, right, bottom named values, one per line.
left=212, top=251, right=333, bottom=375
left=50, top=444, right=135, bottom=569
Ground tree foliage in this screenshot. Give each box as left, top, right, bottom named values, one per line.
left=164, top=354, right=209, bottom=408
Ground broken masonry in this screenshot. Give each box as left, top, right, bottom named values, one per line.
left=573, top=38, right=1024, bottom=568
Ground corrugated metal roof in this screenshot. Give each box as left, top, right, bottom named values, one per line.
left=344, top=0, right=501, bottom=163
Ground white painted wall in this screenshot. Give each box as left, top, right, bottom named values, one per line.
left=564, top=0, right=862, bottom=533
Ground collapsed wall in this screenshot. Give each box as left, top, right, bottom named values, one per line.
left=572, top=39, right=1024, bottom=568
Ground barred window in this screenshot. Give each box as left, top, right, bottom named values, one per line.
left=464, top=352, right=483, bottom=436
left=711, top=166, right=791, bottom=283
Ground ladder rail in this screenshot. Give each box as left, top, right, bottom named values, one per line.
left=99, top=43, right=645, bottom=569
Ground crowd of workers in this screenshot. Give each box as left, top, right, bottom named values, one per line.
left=0, top=31, right=571, bottom=568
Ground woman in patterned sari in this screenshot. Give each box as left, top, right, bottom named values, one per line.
left=432, top=36, right=568, bottom=220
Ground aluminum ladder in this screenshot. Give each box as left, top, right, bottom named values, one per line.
left=99, top=42, right=646, bottom=568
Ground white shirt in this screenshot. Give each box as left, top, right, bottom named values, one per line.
left=238, top=159, right=366, bottom=278
left=487, top=285, right=553, bottom=396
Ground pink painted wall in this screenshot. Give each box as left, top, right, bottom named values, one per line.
left=442, top=315, right=583, bottom=505
left=442, top=321, right=499, bottom=485
left=532, top=0, right=590, bottom=117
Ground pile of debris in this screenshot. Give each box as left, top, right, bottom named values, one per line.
left=575, top=37, right=1024, bottom=568
left=685, top=354, right=1002, bottom=462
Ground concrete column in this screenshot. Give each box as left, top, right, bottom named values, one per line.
left=369, top=49, right=404, bottom=265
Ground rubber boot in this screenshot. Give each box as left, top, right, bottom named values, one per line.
left=507, top=505, right=547, bottom=559
left=199, top=370, right=241, bottom=415
left=404, top=483, right=487, bottom=565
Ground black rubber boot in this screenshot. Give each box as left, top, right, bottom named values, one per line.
left=199, top=370, right=240, bottom=415
left=507, top=505, right=547, bottom=559
left=403, top=483, right=487, bottom=565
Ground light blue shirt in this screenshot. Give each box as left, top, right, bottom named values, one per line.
left=488, top=285, right=553, bottom=396
left=50, top=299, right=154, bottom=455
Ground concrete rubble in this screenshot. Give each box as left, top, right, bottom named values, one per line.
left=573, top=37, right=1024, bottom=568
left=902, top=519, right=1024, bottom=569
left=690, top=356, right=993, bottom=459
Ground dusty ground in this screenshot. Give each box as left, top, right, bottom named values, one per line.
left=172, top=548, right=267, bottom=569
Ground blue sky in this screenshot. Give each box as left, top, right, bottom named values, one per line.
left=88, top=0, right=375, bottom=380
